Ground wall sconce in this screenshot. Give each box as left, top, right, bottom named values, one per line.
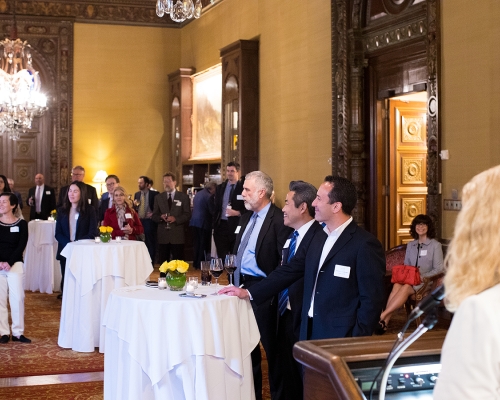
left=93, top=170, right=108, bottom=196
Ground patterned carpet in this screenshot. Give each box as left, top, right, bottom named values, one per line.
left=0, top=381, right=103, bottom=399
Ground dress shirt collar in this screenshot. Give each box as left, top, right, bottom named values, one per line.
left=323, top=216, right=353, bottom=237
left=255, top=201, right=271, bottom=219
left=295, top=219, right=315, bottom=248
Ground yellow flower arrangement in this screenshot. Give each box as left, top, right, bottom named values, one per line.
left=99, top=226, right=113, bottom=234
left=50, top=209, right=57, bottom=220
left=159, top=259, right=189, bottom=274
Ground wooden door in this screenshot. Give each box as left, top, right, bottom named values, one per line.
left=388, top=100, right=427, bottom=247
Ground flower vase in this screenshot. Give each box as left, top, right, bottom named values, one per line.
left=100, top=233, right=111, bottom=243
left=166, top=271, right=186, bottom=291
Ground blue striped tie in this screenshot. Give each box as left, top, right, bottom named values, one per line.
left=278, top=230, right=299, bottom=315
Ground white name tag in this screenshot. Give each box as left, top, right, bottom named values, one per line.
left=283, top=239, right=290, bottom=249
left=10, top=226, right=19, bottom=232
left=237, top=195, right=243, bottom=200
left=175, top=200, right=182, bottom=206
left=75, top=213, right=79, bottom=220
left=420, top=250, right=427, bottom=256
left=46, top=191, right=51, bottom=195
left=88, top=199, right=91, bottom=204
left=334, top=264, right=350, bottom=279
left=235, top=226, right=241, bottom=234
left=125, top=213, right=132, bottom=219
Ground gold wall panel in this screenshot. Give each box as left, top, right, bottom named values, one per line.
left=402, top=197, right=425, bottom=225
left=402, top=157, right=424, bottom=184
left=402, top=116, right=424, bottom=143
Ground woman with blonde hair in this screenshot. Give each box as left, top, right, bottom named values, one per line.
left=433, top=165, right=500, bottom=399
left=103, top=186, right=143, bottom=240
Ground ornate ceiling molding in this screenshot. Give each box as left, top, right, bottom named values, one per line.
left=0, top=0, right=218, bottom=27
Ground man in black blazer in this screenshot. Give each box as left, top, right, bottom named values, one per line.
left=98, top=174, right=120, bottom=222
left=277, top=181, right=325, bottom=400
left=26, top=173, right=56, bottom=220
left=57, top=166, right=99, bottom=214
left=232, top=171, right=292, bottom=400
left=221, top=175, right=386, bottom=342
left=212, top=161, right=246, bottom=258
left=134, top=176, right=159, bottom=264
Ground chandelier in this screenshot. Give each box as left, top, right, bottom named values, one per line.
left=156, top=0, right=212, bottom=23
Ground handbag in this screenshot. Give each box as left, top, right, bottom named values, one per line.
left=391, top=243, right=422, bottom=285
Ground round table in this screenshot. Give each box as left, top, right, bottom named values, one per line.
left=103, top=285, right=260, bottom=400
left=58, top=239, right=152, bottom=352
left=24, top=220, right=61, bottom=294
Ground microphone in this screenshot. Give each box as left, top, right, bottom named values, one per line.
left=408, top=284, right=445, bottom=321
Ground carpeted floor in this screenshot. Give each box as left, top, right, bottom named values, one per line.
left=0, top=381, right=103, bottom=399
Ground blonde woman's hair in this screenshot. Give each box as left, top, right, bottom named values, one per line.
left=444, top=164, right=500, bottom=311
left=113, top=186, right=133, bottom=209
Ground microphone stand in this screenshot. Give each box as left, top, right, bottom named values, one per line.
left=377, top=310, right=439, bottom=400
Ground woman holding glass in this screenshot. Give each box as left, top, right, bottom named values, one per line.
left=434, top=165, right=500, bottom=398
left=103, top=186, right=143, bottom=240
left=376, top=214, right=443, bottom=334
left=0, top=193, right=30, bottom=343
left=55, top=181, right=99, bottom=297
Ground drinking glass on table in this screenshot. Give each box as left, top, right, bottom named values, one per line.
left=210, top=258, right=224, bottom=295
left=201, top=261, right=211, bottom=285
left=224, top=254, right=236, bottom=286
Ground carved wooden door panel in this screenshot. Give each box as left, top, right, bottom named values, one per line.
left=389, top=100, right=427, bottom=247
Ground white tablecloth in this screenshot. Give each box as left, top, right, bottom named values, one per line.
left=58, top=240, right=152, bottom=353
left=103, top=285, right=260, bottom=400
left=24, top=220, right=61, bottom=294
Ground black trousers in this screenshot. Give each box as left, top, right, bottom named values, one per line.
left=213, top=220, right=237, bottom=257
left=244, top=277, right=282, bottom=400
left=191, top=226, right=211, bottom=269
left=158, top=243, right=184, bottom=264
left=140, top=218, right=157, bottom=264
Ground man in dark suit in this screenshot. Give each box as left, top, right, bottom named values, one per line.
left=232, top=171, right=292, bottom=400
left=152, top=172, right=191, bottom=263
left=134, top=176, right=159, bottom=264
left=277, top=180, right=325, bottom=400
left=212, top=162, right=246, bottom=258
left=98, top=174, right=120, bottom=222
left=7, top=178, right=23, bottom=210
left=57, top=166, right=99, bottom=214
left=221, top=175, right=386, bottom=342
left=26, top=173, right=56, bottom=220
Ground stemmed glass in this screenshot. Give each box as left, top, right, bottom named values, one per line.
left=224, top=254, right=236, bottom=286
left=210, top=258, right=224, bottom=295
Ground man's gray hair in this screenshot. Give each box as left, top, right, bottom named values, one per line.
left=205, top=181, right=217, bottom=190
left=246, top=171, right=274, bottom=199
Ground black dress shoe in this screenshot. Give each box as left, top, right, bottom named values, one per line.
left=57, top=294, right=62, bottom=299
left=12, top=335, right=31, bottom=343
left=0, top=335, right=9, bottom=343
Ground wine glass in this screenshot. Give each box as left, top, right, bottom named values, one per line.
left=224, top=254, right=236, bottom=286
left=210, top=258, right=224, bottom=295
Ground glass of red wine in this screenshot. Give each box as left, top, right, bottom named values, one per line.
left=210, top=258, right=224, bottom=295
left=224, top=254, right=236, bottom=286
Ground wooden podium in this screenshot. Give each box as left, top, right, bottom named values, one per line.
left=293, top=330, right=447, bottom=400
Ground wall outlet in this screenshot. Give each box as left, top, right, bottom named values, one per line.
left=444, top=199, right=462, bottom=211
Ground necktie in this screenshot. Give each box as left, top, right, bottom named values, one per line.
left=167, top=193, right=172, bottom=209
left=35, top=186, right=41, bottom=213
left=228, top=184, right=235, bottom=203
left=234, top=213, right=258, bottom=287
left=139, top=192, right=146, bottom=219
left=278, top=230, right=299, bottom=315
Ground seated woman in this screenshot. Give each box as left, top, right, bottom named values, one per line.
left=0, top=193, right=30, bottom=343
left=434, top=165, right=500, bottom=398
left=103, top=186, right=143, bottom=240
left=55, top=181, right=99, bottom=297
left=376, top=214, right=443, bottom=334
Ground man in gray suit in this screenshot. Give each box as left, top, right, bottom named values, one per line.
left=152, top=172, right=191, bottom=263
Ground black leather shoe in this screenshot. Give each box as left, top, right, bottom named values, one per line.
left=0, top=335, right=9, bottom=343
left=12, top=335, right=31, bottom=343
left=57, top=294, right=62, bottom=299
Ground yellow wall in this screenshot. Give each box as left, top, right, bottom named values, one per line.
left=73, top=23, right=181, bottom=195
left=441, top=0, right=500, bottom=237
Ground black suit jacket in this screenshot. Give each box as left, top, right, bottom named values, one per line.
left=133, top=189, right=159, bottom=217
left=233, top=203, right=292, bottom=281
left=27, top=185, right=57, bottom=220
left=58, top=183, right=99, bottom=213
left=250, top=219, right=386, bottom=341
left=213, top=178, right=247, bottom=233
left=281, top=220, right=325, bottom=340
left=55, top=206, right=99, bottom=259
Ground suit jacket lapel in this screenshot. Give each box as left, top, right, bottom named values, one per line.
left=255, top=205, right=274, bottom=256
left=234, top=211, right=252, bottom=249
left=320, top=220, right=356, bottom=267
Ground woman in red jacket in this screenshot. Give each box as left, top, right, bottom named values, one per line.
left=103, top=186, right=143, bottom=240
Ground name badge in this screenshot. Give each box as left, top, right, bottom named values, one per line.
left=175, top=200, right=182, bottom=206
left=235, top=226, right=241, bottom=234
left=10, top=226, right=19, bottom=232
left=283, top=239, right=291, bottom=249
left=125, top=213, right=132, bottom=219
left=75, top=213, right=79, bottom=220
left=88, top=199, right=91, bottom=204
left=237, top=195, right=243, bottom=200
left=334, top=264, right=350, bottom=279
left=420, top=249, right=427, bottom=256
left=46, top=191, right=51, bottom=195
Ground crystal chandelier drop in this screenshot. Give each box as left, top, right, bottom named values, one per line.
left=156, top=0, right=211, bottom=23
left=0, top=10, right=47, bottom=140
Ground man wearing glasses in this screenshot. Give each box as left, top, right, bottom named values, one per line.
left=57, top=166, right=99, bottom=213
left=98, top=175, right=120, bottom=223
